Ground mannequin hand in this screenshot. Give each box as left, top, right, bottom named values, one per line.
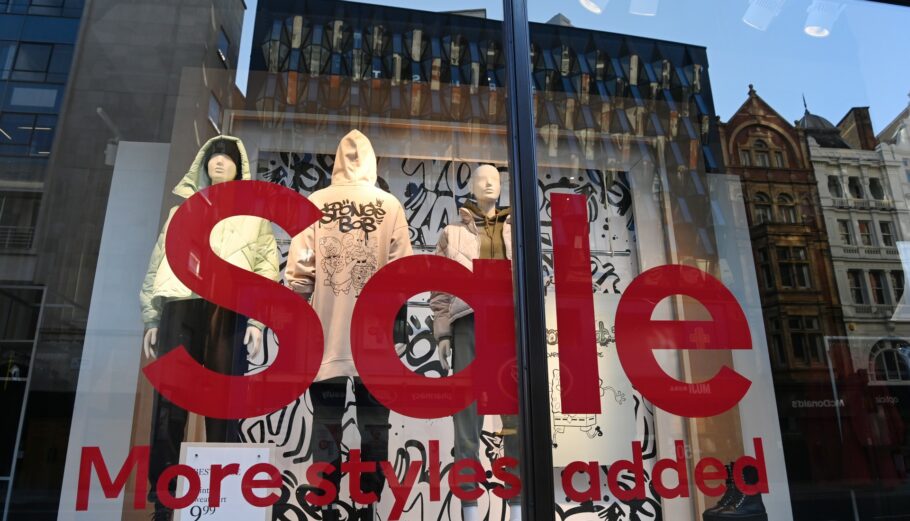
left=394, top=343, right=407, bottom=357
left=143, top=328, right=158, bottom=359
left=244, top=326, right=263, bottom=358
left=437, top=338, right=452, bottom=375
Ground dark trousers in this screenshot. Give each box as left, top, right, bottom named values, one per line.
left=147, top=299, right=248, bottom=502
left=451, top=315, right=521, bottom=506
left=309, top=377, right=391, bottom=504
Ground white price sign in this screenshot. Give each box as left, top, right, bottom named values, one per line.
left=176, top=443, right=274, bottom=521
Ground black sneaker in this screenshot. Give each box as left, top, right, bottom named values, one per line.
left=703, top=463, right=737, bottom=520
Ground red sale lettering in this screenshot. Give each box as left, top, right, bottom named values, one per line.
left=562, top=461, right=601, bottom=502
left=157, top=464, right=201, bottom=510
left=144, top=180, right=325, bottom=419
left=76, top=440, right=766, bottom=511
left=147, top=183, right=755, bottom=421
left=615, top=264, right=754, bottom=417
left=351, top=255, right=518, bottom=417
left=76, top=446, right=149, bottom=511
left=551, top=193, right=601, bottom=414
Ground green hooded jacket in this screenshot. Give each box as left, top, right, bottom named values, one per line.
left=139, top=135, right=279, bottom=330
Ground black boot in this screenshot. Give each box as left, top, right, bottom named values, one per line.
left=702, top=463, right=737, bottom=520
left=320, top=507, right=341, bottom=521
left=356, top=504, right=375, bottom=520
left=709, top=465, right=767, bottom=521
left=149, top=503, right=173, bottom=521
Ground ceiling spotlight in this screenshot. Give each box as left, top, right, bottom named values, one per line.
left=630, top=0, right=659, bottom=16
left=805, top=0, right=844, bottom=38
left=579, top=0, right=609, bottom=15
left=742, top=0, right=786, bottom=31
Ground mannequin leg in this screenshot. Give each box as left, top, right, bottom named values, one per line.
left=309, top=377, right=348, bottom=507
left=148, top=300, right=206, bottom=508
left=202, top=303, right=248, bottom=442
left=451, top=316, right=485, bottom=513
left=462, top=505, right=480, bottom=521
left=353, top=379, right=390, bottom=509
left=509, top=503, right=522, bottom=521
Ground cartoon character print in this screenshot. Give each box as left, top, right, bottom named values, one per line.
left=320, top=236, right=353, bottom=295
left=343, top=231, right=378, bottom=295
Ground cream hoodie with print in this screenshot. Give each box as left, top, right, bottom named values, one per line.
left=286, top=130, right=413, bottom=382
left=139, top=135, right=280, bottom=330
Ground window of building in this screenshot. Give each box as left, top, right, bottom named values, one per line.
left=0, top=113, right=57, bottom=157
left=739, top=149, right=751, bottom=167
left=838, top=219, right=853, bottom=245
left=208, top=93, right=222, bottom=132
left=870, top=270, right=888, bottom=304
left=771, top=334, right=786, bottom=366
left=848, top=269, right=867, bottom=304
left=5, top=43, right=73, bottom=83
left=0, top=191, right=40, bottom=250
left=773, top=150, right=786, bottom=168
left=892, top=271, right=905, bottom=302
left=848, top=176, right=864, bottom=198
left=828, top=176, right=843, bottom=198
left=753, top=139, right=770, bottom=167
left=757, top=248, right=773, bottom=288
left=777, top=247, right=811, bottom=288
left=869, top=177, right=885, bottom=200
left=777, top=193, right=797, bottom=224
left=788, top=316, right=823, bottom=365
left=217, top=27, right=231, bottom=67
left=880, top=221, right=895, bottom=246
left=871, top=341, right=910, bottom=382
left=858, top=220, right=875, bottom=246
left=754, top=192, right=772, bottom=224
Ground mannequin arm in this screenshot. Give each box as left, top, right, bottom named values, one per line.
left=143, top=328, right=158, bottom=359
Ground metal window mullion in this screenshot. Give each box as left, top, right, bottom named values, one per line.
left=501, top=0, right=556, bottom=519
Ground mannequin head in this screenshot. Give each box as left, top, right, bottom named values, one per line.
left=205, top=138, right=242, bottom=185
left=207, top=153, right=238, bottom=184
left=472, top=165, right=501, bottom=205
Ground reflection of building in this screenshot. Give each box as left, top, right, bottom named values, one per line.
left=0, top=2, right=84, bottom=518
left=804, top=104, right=910, bottom=382
left=719, top=86, right=848, bottom=519
left=3, top=0, right=245, bottom=518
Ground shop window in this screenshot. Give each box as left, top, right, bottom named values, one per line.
left=871, top=341, right=910, bottom=382
left=858, top=220, right=874, bottom=246
left=827, top=175, right=843, bottom=198
left=870, top=270, right=888, bottom=304
left=869, top=177, right=885, bottom=200
left=753, top=139, right=770, bottom=167
left=777, top=193, right=797, bottom=224
left=754, top=192, right=772, bottom=224
left=777, top=247, right=811, bottom=288
left=892, top=271, right=905, bottom=302
left=848, top=269, right=867, bottom=304
left=848, top=176, right=864, bottom=198
left=880, top=221, right=895, bottom=246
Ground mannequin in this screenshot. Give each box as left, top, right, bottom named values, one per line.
left=139, top=136, right=279, bottom=520
left=430, top=165, right=522, bottom=521
left=286, top=130, right=412, bottom=521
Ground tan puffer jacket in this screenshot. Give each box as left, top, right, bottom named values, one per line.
left=428, top=206, right=512, bottom=339
left=139, top=135, right=279, bottom=330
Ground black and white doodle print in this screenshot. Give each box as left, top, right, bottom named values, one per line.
left=319, top=199, right=387, bottom=238
left=252, top=151, right=659, bottom=521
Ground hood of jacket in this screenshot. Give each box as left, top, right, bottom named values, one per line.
left=331, top=129, right=377, bottom=187
left=172, top=135, right=252, bottom=199
left=460, top=200, right=511, bottom=227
